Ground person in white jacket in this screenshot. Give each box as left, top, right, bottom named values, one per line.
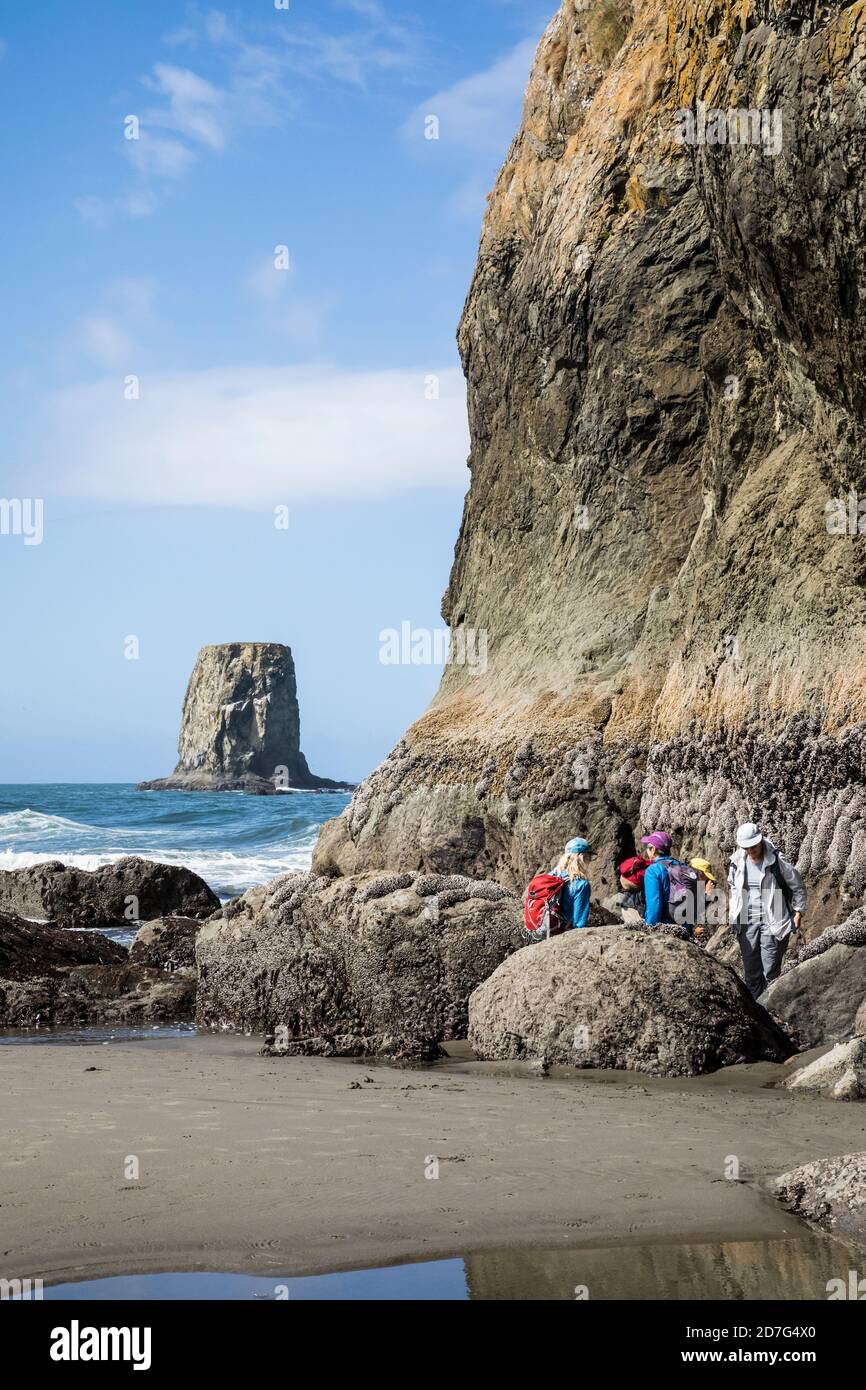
left=727, top=821, right=807, bottom=999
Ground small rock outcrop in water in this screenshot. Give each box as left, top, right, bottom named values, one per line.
left=195, top=871, right=525, bottom=1059
left=313, top=2, right=866, bottom=932
left=0, top=858, right=219, bottom=930
left=468, top=927, right=793, bottom=1076
left=139, top=642, right=352, bottom=794
left=0, top=911, right=194, bottom=1026
left=775, top=1153, right=866, bottom=1246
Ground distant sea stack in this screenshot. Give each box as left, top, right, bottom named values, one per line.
left=139, top=643, right=353, bottom=794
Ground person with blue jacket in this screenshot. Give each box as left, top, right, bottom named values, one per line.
left=552, top=836, right=594, bottom=929
left=640, top=830, right=676, bottom=924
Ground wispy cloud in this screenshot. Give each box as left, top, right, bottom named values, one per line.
left=77, top=3, right=421, bottom=225
left=34, top=365, right=469, bottom=506
left=241, top=254, right=335, bottom=344
left=275, top=1, right=419, bottom=88
left=69, top=278, right=157, bottom=369
left=401, top=37, right=536, bottom=216
left=142, top=63, right=227, bottom=150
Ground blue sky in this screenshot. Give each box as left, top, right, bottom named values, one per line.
left=0, top=0, right=552, bottom=783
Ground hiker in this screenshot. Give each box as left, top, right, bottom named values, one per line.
left=687, top=856, right=717, bottom=939
left=640, top=831, right=700, bottom=931
left=640, top=831, right=676, bottom=924
left=553, top=836, right=595, bottom=929
left=727, top=822, right=806, bottom=999
left=617, top=854, right=650, bottom=920
left=523, top=836, right=595, bottom=938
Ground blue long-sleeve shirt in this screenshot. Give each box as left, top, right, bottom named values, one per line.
left=643, top=859, right=672, bottom=925
left=554, top=872, right=591, bottom=929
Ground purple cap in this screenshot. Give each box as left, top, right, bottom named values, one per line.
left=641, top=831, right=672, bottom=852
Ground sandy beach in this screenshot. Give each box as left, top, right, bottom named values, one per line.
left=2, top=1035, right=865, bottom=1289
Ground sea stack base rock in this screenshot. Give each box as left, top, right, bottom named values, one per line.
left=195, top=870, right=525, bottom=1060
left=139, top=642, right=352, bottom=793
left=468, top=927, right=793, bottom=1077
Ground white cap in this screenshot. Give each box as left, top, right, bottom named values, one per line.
left=736, top=821, right=763, bottom=849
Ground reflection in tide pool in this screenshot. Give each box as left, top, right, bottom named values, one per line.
left=43, top=1235, right=862, bottom=1301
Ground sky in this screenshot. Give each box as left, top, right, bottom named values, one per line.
left=0, top=0, right=554, bottom=784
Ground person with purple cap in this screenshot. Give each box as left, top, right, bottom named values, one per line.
left=640, top=830, right=677, bottom=925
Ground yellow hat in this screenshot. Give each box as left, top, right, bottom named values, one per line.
left=689, top=856, right=716, bottom=884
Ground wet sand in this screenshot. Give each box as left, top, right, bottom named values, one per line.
left=1, top=1034, right=865, bottom=1286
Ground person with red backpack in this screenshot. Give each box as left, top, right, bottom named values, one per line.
left=524, top=836, right=594, bottom=938
left=640, top=830, right=698, bottom=929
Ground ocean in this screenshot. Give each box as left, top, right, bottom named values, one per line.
left=0, top=784, right=351, bottom=902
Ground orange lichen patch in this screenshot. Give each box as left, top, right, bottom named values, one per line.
left=820, top=0, right=866, bottom=80
left=624, top=169, right=649, bottom=212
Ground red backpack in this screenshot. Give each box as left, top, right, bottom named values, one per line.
left=524, top=874, right=566, bottom=938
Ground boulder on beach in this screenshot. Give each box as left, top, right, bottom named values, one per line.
left=0, top=911, right=194, bottom=1027
left=0, top=911, right=126, bottom=975
left=783, top=1038, right=866, bottom=1101
left=764, top=938, right=866, bottom=1047
left=129, top=916, right=202, bottom=971
left=0, top=857, right=220, bottom=930
left=775, top=1152, right=866, bottom=1245
left=195, top=870, right=526, bottom=1060
left=467, top=926, right=793, bottom=1076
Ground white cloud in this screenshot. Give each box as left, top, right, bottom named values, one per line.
left=404, top=38, right=534, bottom=155
left=145, top=63, right=227, bottom=151
left=40, top=366, right=469, bottom=506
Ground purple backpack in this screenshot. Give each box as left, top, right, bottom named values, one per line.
left=659, top=857, right=698, bottom=908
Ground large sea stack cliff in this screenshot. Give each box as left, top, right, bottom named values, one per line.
left=140, top=642, right=352, bottom=794
left=316, top=0, right=866, bottom=924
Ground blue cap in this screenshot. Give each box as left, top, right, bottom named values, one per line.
left=565, top=837, right=592, bottom=855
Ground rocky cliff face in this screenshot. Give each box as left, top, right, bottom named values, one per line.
left=140, top=643, right=351, bottom=793
left=316, top=0, right=866, bottom=925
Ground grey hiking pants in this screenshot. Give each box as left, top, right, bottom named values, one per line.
left=737, top=923, right=789, bottom=999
